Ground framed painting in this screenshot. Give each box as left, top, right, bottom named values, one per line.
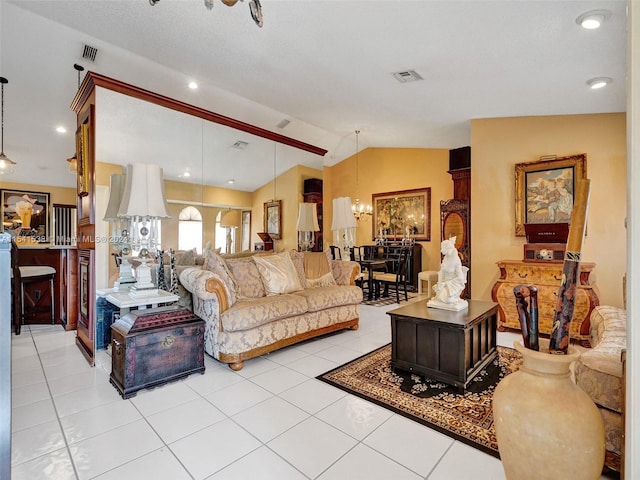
left=515, top=154, right=587, bottom=236
left=372, top=188, right=431, bottom=241
left=1, top=189, right=50, bottom=243
left=264, top=200, right=282, bottom=240
left=76, top=123, right=90, bottom=197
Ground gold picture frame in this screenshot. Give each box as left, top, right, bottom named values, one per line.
left=372, top=188, right=431, bottom=241
left=515, top=154, right=587, bottom=236
left=264, top=200, right=282, bottom=240
left=76, top=123, right=90, bottom=197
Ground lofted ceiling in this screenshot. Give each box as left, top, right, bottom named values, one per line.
left=0, top=0, right=627, bottom=191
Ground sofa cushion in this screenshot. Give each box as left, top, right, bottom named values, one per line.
left=221, top=294, right=309, bottom=332
left=225, top=257, right=266, bottom=299
left=254, top=252, right=303, bottom=295
left=203, top=250, right=238, bottom=306
left=288, top=250, right=308, bottom=288
left=294, top=285, right=362, bottom=312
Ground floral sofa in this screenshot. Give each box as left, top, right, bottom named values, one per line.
left=574, top=305, right=627, bottom=472
left=179, top=250, right=362, bottom=371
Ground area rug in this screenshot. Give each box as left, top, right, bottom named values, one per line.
left=361, top=292, right=416, bottom=307
left=317, top=344, right=522, bottom=458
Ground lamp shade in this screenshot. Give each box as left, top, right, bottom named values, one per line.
left=331, top=196, right=356, bottom=230
left=103, top=173, right=125, bottom=221
left=296, top=203, right=319, bottom=232
left=220, top=209, right=241, bottom=228
left=118, top=163, right=170, bottom=218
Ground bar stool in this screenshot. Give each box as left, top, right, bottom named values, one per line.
left=418, top=270, right=439, bottom=298
left=13, top=264, right=56, bottom=335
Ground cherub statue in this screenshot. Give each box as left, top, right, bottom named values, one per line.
left=428, top=236, right=469, bottom=311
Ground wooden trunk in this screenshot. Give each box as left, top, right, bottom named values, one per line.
left=110, top=306, right=205, bottom=398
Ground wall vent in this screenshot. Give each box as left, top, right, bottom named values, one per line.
left=391, top=70, right=423, bottom=83
left=276, top=119, right=291, bottom=129
left=82, top=45, right=98, bottom=62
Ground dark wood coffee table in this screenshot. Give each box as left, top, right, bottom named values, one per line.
left=387, top=300, right=498, bottom=389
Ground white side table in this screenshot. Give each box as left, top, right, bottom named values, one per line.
left=105, top=289, right=179, bottom=314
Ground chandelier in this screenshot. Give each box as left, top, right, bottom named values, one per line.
left=149, top=0, right=263, bottom=27
left=351, top=130, right=372, bottom=221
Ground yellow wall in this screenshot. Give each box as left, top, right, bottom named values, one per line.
left=252, top=165, right=323, bottom=252
left=325, top=147, right=452, bottom=271
left=471, top=113, right=627, bottom=308
left=0, top=180, right=77, bottom=205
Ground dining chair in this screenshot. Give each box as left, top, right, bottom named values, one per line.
left=373, top=247, right=410, bottom=303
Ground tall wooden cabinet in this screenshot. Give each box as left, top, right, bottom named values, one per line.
left=491, top=260, right=599, bottom=346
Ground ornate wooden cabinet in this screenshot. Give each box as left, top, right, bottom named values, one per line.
left=491, top=260, right=599, bottom=346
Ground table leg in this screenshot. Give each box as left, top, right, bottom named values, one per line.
left=368, top=265, right=374, bottom=300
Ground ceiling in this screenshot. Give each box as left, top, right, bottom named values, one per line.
left=0, top=0, right=627, bottom=191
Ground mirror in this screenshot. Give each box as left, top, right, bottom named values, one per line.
left=94, top=83, right=325, bottom=289
left=442, top=212, right=465, bottom=250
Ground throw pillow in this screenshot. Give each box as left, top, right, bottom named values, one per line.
left=203, top=250, right=238, bottom=305
left=225, top=257, right=266, bottom=299
left=176, top=247, right=198, bottom=266
left=288, top=250, right=307, bottom=289
left=253, top=252, right=303, bottom=295
left=306, top=271, right=337, bottom=289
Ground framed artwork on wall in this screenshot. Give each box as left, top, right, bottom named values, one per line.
left=372, top=187, right=431, bottom=241
left=76, top=123, right=90, bottom=197
left=514, top=154, right=587, bottom=236
left=1, top=189, right=50, bottom=243
left=264, top=200, right=282, bottom=240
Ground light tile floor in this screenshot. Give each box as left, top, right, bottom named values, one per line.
left=10, top=303, right=618, bottom=479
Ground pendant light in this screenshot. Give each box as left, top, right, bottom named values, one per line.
left=0, top=77, right=16, bottom=175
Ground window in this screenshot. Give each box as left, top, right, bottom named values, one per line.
left=178, top=206, right=203, bottom=253
left=215, top=211, right=227, bottom=253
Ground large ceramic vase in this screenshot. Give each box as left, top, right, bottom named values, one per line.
left=493, top=339, right=605, bottom=480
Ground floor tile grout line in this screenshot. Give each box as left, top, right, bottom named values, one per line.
left=20, top=325, right=82, bottom=480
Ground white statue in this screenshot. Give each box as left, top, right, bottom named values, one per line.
left=428, top=236, right=469, bottom=311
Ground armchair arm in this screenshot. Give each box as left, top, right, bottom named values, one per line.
left=330, top=260, right=361, bottom=286
left=179, top=267, right=230, bottom=313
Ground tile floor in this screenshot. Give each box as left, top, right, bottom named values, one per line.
left=10, top=303, right=617, bottom=480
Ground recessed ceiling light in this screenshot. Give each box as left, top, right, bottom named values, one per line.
left=576, top=9, right=611, bottom=30
left=183, top=171, right=191, bottom=177
left=586, top=77, right=612, bottom=89
left=55, top=126, right=67, bottom=133
left=227, top=179, right=235, bottom=184
left=188, top=81, right=198, bottom=90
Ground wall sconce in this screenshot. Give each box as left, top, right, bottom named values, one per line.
left=331, top=196, right=356, bottom=261
left=296, top=202, right=319, bottom=251
left=117, top=163, right=170, bottom=296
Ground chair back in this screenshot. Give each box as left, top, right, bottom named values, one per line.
left=396, top=248, right=411, bottom=280
left=329, top=245, right=342, bottom=260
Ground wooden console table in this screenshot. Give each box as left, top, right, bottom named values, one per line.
left=491, top=260, right=599, bottom=346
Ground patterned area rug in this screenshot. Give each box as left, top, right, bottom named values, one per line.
left=361, top=292, right=416, bottom=307
left=317, top=344, right=522, bottom=457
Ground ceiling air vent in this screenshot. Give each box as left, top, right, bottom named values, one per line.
left=82, top=45, right=98, bottom=62
left=232, top=140, right=249, bottom=150
left=276, top=119, right=291, bottom=129
left=392, top=70, right=423, bottom=83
